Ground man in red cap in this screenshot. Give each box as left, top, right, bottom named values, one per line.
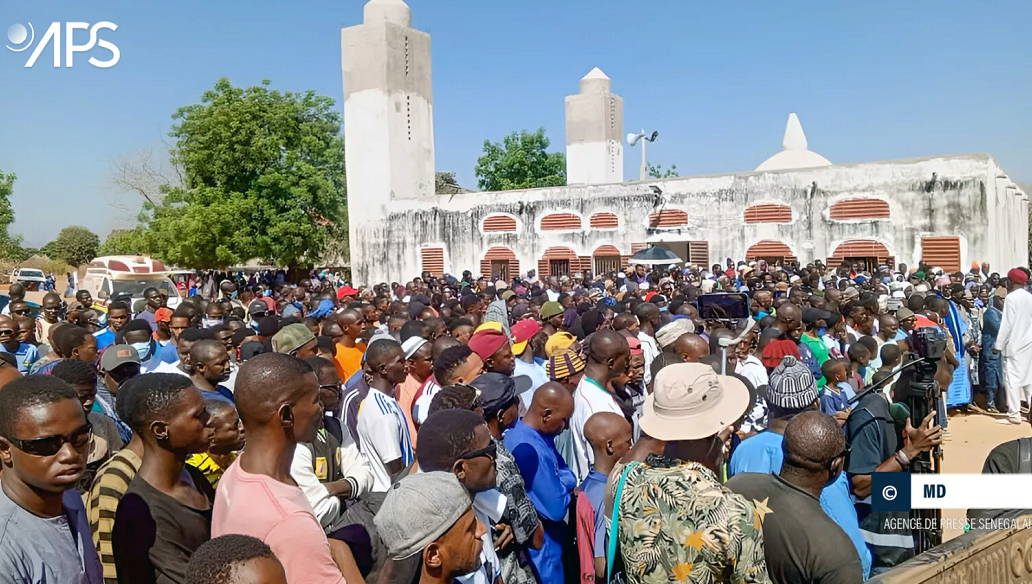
left=468, top=328, right=515, bottom=376
left=995, top=268, right=1032, bottom=424
left=336, top=285, right=359, bottom=302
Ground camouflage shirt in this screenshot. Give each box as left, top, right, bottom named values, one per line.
left=611, top=455, right=770, bottom=584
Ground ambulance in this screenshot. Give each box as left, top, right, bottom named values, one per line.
left=79, top=256, right=182, bottom=310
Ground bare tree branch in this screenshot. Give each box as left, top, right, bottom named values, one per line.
left=105, top=147, right=183, bottom=211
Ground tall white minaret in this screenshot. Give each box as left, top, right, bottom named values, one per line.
left=565, top=67, right=623, bottom=185
left=342, top=0, right=435, bottom=210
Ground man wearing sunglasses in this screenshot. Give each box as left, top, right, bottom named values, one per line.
left=0, top=375, right=103, bottom=582
left=0, top=314, right=39, bottom=375
left=727, top=411, right=863, bottom=583
left=416, top=409, right=501, bottom=584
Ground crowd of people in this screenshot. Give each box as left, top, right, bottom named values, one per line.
left=0, top=256, right=1028, bottom=584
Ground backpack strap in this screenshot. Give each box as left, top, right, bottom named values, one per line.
left=1019, top=438, right=1031, bottom=474
left=606, top=461, right=639, bottom=584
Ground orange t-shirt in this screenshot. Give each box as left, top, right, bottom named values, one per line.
left=395, top=374, right=422, bottom=446
left=334, top=343, right=365, bottom=382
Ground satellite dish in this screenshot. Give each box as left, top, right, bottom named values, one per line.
left=627, top=131, right=645, bottom=146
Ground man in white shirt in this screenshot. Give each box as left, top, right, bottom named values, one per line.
left=570, top=330, right=630, bottom=483
left=634, top=302, right=661, bottom=386
left=995, top=268, right=1032, bottom=424
left=356, top=339, right=414, bottom=492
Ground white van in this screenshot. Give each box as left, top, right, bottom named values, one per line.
left=80, top=256, right=182, bottom=310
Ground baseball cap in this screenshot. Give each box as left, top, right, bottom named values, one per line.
left=841, top=287, right=860, bottom=302
left=540, top=301, right=563, bottom=320
left=155, top=308, right=173, bottom=323
left=470, top=373, right=518, bottom=416
left=374, top=472, right=472, bottom=560
left=468, top=328, right=508, bottom=361
left=511, top=320, right=541, bottom=356
left=101, top=345, right=141, bottom=372
left=401, top=336, right=428, bottom=360
left=640, top=363, right=750, bottom=441
left=767, top=356, right=819, bottom=410
left=546, top=349, right=586, bottom=381
left=248, top=300, right=269, bottom=315
left=271, top=323, right=316, bottom=354
left=544, top=331, right=576, bottom=358
left=500, top=290, right=515, bottom=301
left=337, top=286, right=360, bottom=300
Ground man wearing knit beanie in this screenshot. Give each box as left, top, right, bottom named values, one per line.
left=728, top=355, right=874, bottom=578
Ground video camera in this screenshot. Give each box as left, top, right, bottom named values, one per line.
left=900, top=326, right=948, bottom=552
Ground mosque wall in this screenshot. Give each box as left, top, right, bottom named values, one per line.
left=349, top=153, right=1027, bottom=284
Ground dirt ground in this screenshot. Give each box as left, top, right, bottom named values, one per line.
left=938, top=410, right=1028, bottom=540
left=6, top=279, right=1021, bottom=540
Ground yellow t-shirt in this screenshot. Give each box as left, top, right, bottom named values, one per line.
left=186, top=452, right=236, bottom=489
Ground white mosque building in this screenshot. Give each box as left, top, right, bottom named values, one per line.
left=341, top=0, right=1027, bottom=284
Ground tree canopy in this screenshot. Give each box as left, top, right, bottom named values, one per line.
left=131, top=78, right=347, bottom=268
left=53, top=226, right=100, bottom=266
left=0, top=170, right=23, bottom=260
left=647, top=163, right=678, bottom=179
left=98, top=229, right=147, bottom=256
left=474, top=128, right=565, bottom=192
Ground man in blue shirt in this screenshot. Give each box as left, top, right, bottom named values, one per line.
left=580, top=412, right=632, bottom=579
left=93, top=301, right=131, bottom=351
left=504, top=383, right=576, bottom=584
left=0, top=314, right=39, bottom=374
left=729, top=355, right=871, bottom=579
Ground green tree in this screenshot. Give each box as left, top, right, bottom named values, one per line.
left=138, top=78, right=347, bottom=268
left=647, top=163, right=678, bottom=179
left=474, top=128, right=566, bottom=191
left=435, top=172, right=465, bottom=195
left=0, top=170, right=23, bottom=260
left=53, top=226, right=100, bottom=266
left=40, top=240, right=58, bottom=259
left=99, top=229, right=147, bottom=256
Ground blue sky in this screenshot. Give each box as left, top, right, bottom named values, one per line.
left=2, top=0, right=1029, bottom=247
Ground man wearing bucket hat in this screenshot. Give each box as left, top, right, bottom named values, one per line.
left=608, top=363, right=768, bottom=584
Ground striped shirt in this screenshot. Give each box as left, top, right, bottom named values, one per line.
left=85, top=448, right=142, bottom=584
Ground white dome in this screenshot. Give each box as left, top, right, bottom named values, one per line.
left=755, top=113, right=832, bottom=172
left=755, top=149, right=833, bottom=172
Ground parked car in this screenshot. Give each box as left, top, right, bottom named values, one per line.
left=10, top=268, right=47, bottom=291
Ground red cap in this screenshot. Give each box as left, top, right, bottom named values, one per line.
left=511, top=319, right=541, bottom=344
left=155, top=307, right=173, bottom=323
left=468, top=328, right=508, bottom=361
left=337, top=286, right=359, bottom=300
left=1008, top=268, right=1029, bottom=285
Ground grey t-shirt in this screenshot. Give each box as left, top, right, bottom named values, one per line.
left=0, top=487, right=103, bottom=583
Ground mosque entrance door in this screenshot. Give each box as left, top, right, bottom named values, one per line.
left=490, top=260, right=510, bottom=281
left=549, top=259, right=570, bottom=277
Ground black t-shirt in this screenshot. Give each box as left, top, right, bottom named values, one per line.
left=726, top=473, right=863, bottom=584
left=846, top=393, right=897, bottom=477
left=112, top=465, right=215, bottom=584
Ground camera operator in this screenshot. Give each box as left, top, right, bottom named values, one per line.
left=847, top=377, right=942, bottom=574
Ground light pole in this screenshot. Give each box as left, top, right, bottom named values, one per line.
left=627, top=130, right=659, bottom=181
